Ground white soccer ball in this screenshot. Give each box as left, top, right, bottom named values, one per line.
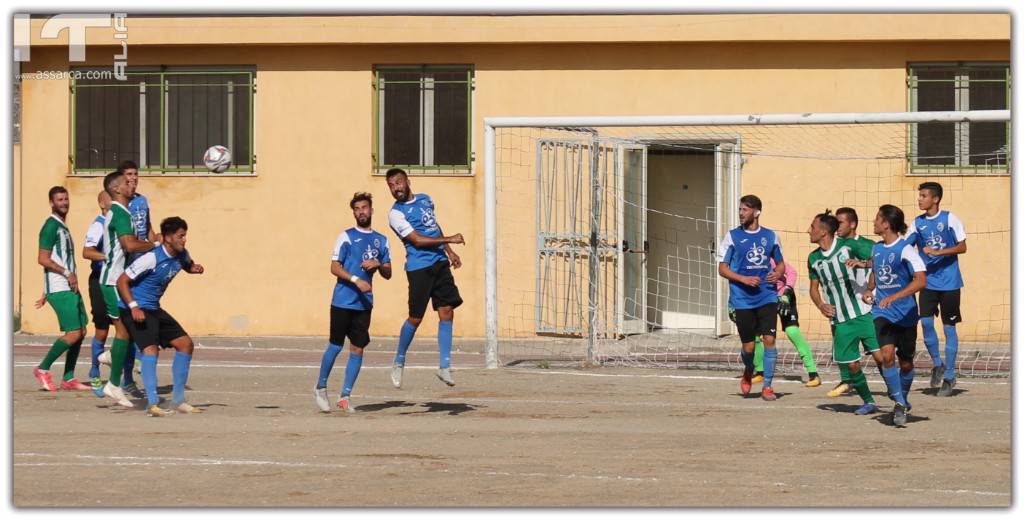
left=203, top=145, right=232, bottom=173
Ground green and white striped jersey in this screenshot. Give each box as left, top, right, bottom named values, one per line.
left=807, top=237, right=874, bottom=324
left=100, top=201, right=135, bottom=286
left=38, top=215, right=76, bottom=294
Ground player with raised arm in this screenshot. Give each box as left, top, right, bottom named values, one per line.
left=385, top=168, right=465, bottom=388
left=33, top=186, right=91, bottom=392
left=314, top=192, right=392, bottom=413
left=98, top=170, right=156, bottom=407
left=865, top=205, right=927, bottom=426
left=116, top=217, right=205, bottom=417
left=716, top=195, right=786, bottom=401
left=906, top=182, right=967, bottom=397
left=82, top=190, right=112, bottom=397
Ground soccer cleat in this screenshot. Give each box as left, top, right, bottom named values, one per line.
left=97, top=350, right=111, bottom=366
left=937, top=378, right=956, bottom=397
left=174, top=402, right=203, bottom=414
left=337, top=396, right=356, bottom=413
left=893, top=402, right=907, bottom=426
left=103, top=382, right=134, bottom=408
left=751, top=372, right=765, bottom=384
left=33, top=368, right=57, bottom=392
left=805, top=376, right=822, bottom=388
left=90, top=377, right=105, bottom=398
left=436, top=368, right=456, bottom=387
left=854, top=402, right=878, bottom=415
left=929, top=366, right=944, bottom=388
left=313, top=387, right=330, bottom=412
left=122, top=382, right=146, bottom=399
left=146, top=405, right=175, bottom=417
left=826, top=381, right=851, bottom=398
left=59, top=378, right=92, bottom=391
left=761, top=387, right=777, bottom=401
left=390, top=363, right=404, bottom=389
left=740, top=369, right=753, bottom=395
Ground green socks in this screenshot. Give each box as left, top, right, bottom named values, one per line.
left=849, top=368, right=874, bottom=404
left=108, top=338, right=130, bottom=387
left=39, top=338, right=71, bottom=372
left=62, top=339, right=83, bottom=381
left=753, top=338, right=764, bottom=373
left=784, top=325, right=817, bottom=374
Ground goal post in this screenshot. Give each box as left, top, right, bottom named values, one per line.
left=483, top=110, right=1011, bottom=371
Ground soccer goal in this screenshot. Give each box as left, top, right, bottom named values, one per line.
left=482, top=110, right=1011, bottom=374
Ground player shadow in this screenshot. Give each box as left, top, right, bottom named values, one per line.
left=816, top=403, right=867, bottom=414
left=356, top=400, right=418, bottom=412
left=919, top=387, right=967, bottom=397
left=871, top=412, right=932, bottom=427
left=399, top=401, right=478, bottom=416
left=738, top=391, right=789, bottom=399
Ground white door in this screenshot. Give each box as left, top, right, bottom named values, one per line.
left=715, top=141, right=740, bottom=337
left=616, top=144, right=648, bottom=335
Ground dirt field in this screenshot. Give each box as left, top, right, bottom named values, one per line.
left=11, top=337, right=1011, bottom=507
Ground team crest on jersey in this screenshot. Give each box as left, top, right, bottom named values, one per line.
left=876, top=262, right=897, bottom=285
left=745, top=244, right=767, bottom=266
left=373, top=238, right=381, bottom=249
left=937, top=222, right=945, bottom=232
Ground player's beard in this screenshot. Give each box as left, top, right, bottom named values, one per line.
left=357, top=215, right=372, bottom=228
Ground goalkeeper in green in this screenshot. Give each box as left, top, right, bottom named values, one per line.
left=747, top=258, right=821, bottom=387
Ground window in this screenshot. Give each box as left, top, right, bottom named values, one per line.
left=72, top=68, right=255, bottom=175
left=908, top=62, right=1009, bottom=175
left=374, top=65, right=473, bottom=175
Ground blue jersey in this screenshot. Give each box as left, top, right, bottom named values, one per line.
left=119, top=245, right=190, bottom=310
left=871, top=237, right=927, bottom=327
left=83, top=214, right=106, bottom=274
left=907, top=210, right=966, bottom=291
left=388, top=193, right=448, bottom=271
left=331, top=227, right=391, bottom=311
left=716, top=226, right=785, bottom=310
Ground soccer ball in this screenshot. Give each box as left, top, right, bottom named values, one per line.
left=203, top=145, right=232, bottom=173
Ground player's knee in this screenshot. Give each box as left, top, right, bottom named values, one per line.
left=762, top=336, right=776, bottom=347
left=66, top=329, right=84, bottom=343
left=847, top=361, right=862, bottom=374
left=177, top=338, right=195, bottom=355
left=407, top=317, right=423, bottom=328
left=438, top=307, right=455, bottom=321
left=351, top=345, right=365, bottom=356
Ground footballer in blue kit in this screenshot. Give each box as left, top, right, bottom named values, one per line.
left=121, top=160, right=157, bottom=398
left=385, top=168, right=465, bottom=388
left=314, top=192, right=392, bottom=413
left=116, top=216, right=205, bottom=417
left=906, top=182, right=967, bottom=396
left=82, top=190, right=113, bottom=397
left=866, top=205, right=927, bottom=426
left=716, top=194, right=786, bottom=401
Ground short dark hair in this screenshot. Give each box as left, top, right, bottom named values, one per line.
left=835, top=207, right=858, bottom=225
left=118, top=160, right=139, bottom=172
left=350, top=192, right=373, bottom=209
left=103, top=170, right=124, bottom=195
left=385, top=168, right=407, bottom=180
left=48, top=186, right=67, bottom=201
left=878, top=204, right=908, bottom=235
left=160, top=216, right=188, bottom=236
left=814, top=209, right=839, bottom=235
left=918, top=181, right=943, bottom=202
left=739, top=194, right=762, bottom=212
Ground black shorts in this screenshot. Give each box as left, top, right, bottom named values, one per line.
left=733, top=303, right=778, bottom=344
left=330, top=306, right=372, bottom=348
left=919, top=288, right=962, bottom=326
left=407, top=261, right=463, bottom=319
left=119, top=307, right=187, bottom=350
left=88, top=272, right=111, bottom=330
left=874, top=317, right=918, bottom=362
left=778, top=286, right=800, bottom=329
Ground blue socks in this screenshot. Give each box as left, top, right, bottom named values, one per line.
left=881, top=365, right=907, bottom=407
left=342, top=351, right=363, bottom=397
left=140, top=354, right=159, bottom=407
left=921, top=317, right=942, bottom=369
left=942, top=325, right=959, bottom=381
left=762, top=347, right=778, bottom=387
left=122, top=342, right=139, bottom=385
left=171, top=351, right=192, bottom=405
left=317, top=342, right=343, bottom=389
left=901, top=368, right=915, bottom=405
left=89, top=337, right=105, bottom=379
left=740, top=348, right=755, bottom=372
left=438, top=320, right=453, bottom=369
left=395, top=320, right=417, bottom=366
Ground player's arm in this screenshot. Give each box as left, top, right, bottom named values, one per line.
left=118, top=233, right=155, bottom=254
left=718, top=262, right=759, bottom=287
left=878, top=272, right=926, bottom=309
left=116, top=272, right=146, bottom=323
left=82, top=246, right=105, bottom=261
left=926, top=240, right=966, bottom=257
left=82, top=221, right=105, bottom=261
left=808, top=278, right=835, bottom=318
left=331, top=260, right=371, bottom=293
left=765, top=237, right=785, bottom=283
left=403, top=229, right=464, bottom=249
left=437, top=225, right=462, bottom=269
left=178, top=250, right=204, bottom=274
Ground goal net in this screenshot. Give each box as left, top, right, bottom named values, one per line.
left=483, top=111, right=1011, bottom=377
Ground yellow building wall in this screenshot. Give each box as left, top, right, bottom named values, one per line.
left=15, top=22, right=1010, bottom=341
